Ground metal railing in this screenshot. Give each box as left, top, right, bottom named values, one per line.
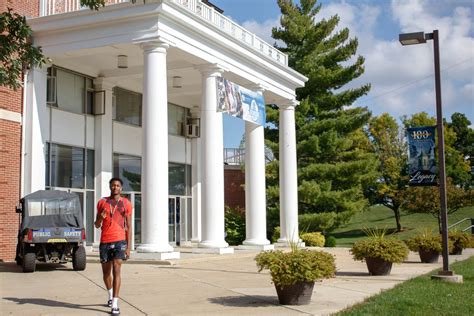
left=39, top=0, right=288, bottom=66
left=448, top=217, right=474, bottom=233
left=224, top=148, right=245, bottom=166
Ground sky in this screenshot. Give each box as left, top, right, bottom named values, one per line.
left=212, top=0, right=474, bottom=148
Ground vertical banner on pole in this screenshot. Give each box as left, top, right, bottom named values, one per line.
left=407, top=126, right=437, bottom=186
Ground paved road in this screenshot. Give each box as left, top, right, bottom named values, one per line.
left=1, top=248, right=472, bottom=315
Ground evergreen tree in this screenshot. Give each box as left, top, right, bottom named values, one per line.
left=265, top=0, right=378, bottom=233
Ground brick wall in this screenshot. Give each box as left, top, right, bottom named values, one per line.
left=1, top=0, right=39, bottom=17
left=224, top=166, right=245, bottom=210
left=0, top=0, right=38, bottom=261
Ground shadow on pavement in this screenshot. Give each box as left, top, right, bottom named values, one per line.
left=0, top=262, right=72, bottom=273
left=3, top=297, right=107, bottom=314
left=208, top=295, right=278, bottom=307
left=336, top=271, right=369, bottom=277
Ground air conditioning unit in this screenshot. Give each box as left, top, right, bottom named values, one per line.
left=186, top=123, right=200, bottom=138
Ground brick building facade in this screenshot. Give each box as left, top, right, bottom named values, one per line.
left=0, top=0, right=39, bottom=261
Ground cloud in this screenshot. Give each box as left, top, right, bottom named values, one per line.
left=239, top=0, right=474, bottom=122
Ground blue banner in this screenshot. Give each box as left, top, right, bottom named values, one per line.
left=407, top=126, right=437, bottom=186
left=216, top=77, right=266, bottom=126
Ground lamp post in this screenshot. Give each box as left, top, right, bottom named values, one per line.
left=399, top=30, right=451, bottom=275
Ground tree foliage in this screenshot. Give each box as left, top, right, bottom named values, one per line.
left=366, top=113, right=408, bottom=231
left=265, top=0, right=378, bottom=233
left=0, top=9, right=46, bottom=89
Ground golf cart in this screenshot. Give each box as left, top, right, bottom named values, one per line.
left=15, top=190, right=87, bottom=273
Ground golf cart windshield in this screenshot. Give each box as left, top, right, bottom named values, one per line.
left=21, top=190, right=83, bottom=230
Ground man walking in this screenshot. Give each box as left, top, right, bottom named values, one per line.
left=95, top=178, right=132, bottom=315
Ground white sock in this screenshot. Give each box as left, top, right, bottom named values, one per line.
left=108, top=288, right=113, bottom=301
left=112, top=297, right=119, bottom=309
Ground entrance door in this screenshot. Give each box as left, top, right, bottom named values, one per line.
left=169, top=196, right=192, bottom=246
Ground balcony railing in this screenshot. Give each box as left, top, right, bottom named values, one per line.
left=39, top=0, right=288, bottom=66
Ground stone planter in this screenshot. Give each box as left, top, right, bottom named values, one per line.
left=418, top=249, right=440, bottom=263
left=275, top=281, right=315, bottom=305
left=365, top=257, right=393, bottom=275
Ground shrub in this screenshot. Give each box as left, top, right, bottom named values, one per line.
left=405, top=230, right=450, bottom=252
left=351, top=238, right=408, bottom=263
left=224, top=207, right=245, bottom=245
left=255, top=249, right=336, bottom=287
left=300, top=232, right=325, bottom=247
left=325, top=236, right=337, bottom=247
left=271, top=226, right=281, bottom=243
left=448, top=231, right=472, bottom=249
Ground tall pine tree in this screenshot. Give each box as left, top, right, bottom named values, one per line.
left=265, top=0, right=378, bottom=233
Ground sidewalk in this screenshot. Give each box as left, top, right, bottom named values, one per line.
left=1, top=247, right=472, bottom=315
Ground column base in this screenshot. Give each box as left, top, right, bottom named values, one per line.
left=136, top=243, right=174, bottom=253
left=192, top=247, right=234, bottom=254
left=237, top=244, right=275, bottom=251
left=198, top=240, right=229, bottom=248
left=242, top=239, right=271, bottom=246
left=431, top=273, right=463, bottom=283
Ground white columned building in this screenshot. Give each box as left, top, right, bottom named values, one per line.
left=278, top=100, right=300, bottom=244
left=240, top=85, right=273, bottom=250
left=22, top=0, right=307, bottom=255
left=196, top=64, right=233, bottom=254
left=137, top=41, right=179, bottom=259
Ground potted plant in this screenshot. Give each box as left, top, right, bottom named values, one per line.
left=255, top=243, right=336, bottom=305
left=350, top=228, right=409, bottom=275
left=405, top=230, right=452, bottom=263
left=448, top=231, right=472, bottom=255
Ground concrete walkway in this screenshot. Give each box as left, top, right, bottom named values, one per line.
left=1, top=247, right=472, bottom=315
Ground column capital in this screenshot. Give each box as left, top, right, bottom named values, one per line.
left=93, top=77, right=115, bottom=91
left=246, top=83, right=266, bottom=93
left=137, top=37, right=171, bottom=53
left=278, top=99, right=299, bottom=110
left=195, top=63, right=227, bottom=77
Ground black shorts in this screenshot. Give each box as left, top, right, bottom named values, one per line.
left=99, top=240, right=127, bottom=263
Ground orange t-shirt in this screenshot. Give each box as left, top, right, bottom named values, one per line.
left=97, top=197, right=132, bottom=243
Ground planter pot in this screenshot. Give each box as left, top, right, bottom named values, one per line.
left=449, top=246, right=463, bottom=255
left=418, top=249, right=440, bottom=263
left=365, top=257, right=393, bottom=275
left=274, top=281, right=315, bottom=305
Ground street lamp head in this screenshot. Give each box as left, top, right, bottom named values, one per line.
left=399, top=32, right=427, bottom=45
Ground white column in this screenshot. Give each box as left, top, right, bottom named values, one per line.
left=241, top=87, right=272, bottom=249
left=22, top=67, right=48, bottom=195
left=195, top=64, right=233, bottom=254
left=137, top=41, right=177, bottom=257
left=190, top=109, right=202, bottom=243
left=93, top=78, right=114, bottom=245
left=278, top=100, right=299, bottom=244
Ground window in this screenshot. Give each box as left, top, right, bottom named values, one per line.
left=47, top=67, right=94, bottom=115
left=113, top=87, right=142, bottom=126
left=45, top=143, right=94, bottom=189
left=168, top=103, right=188, bottom=136
left=113, top=154, right=142, bottom=192
left=169, top=163, right=191, bottom=195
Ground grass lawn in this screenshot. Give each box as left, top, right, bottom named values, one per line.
left=332, top=205, right=474, bottom=247
left=336, top=256, right=474, bottom=316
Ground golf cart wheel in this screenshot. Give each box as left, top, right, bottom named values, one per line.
left=72, top=246, right=86, bottom=271
left=22, top=252, right=36, bottom=273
